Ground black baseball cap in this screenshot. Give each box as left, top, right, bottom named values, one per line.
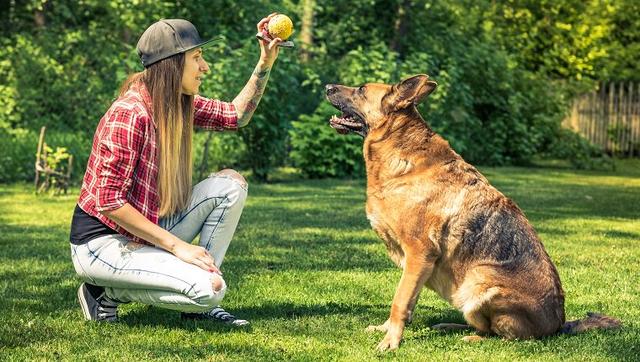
left=136, top=19, right=220, bottom=68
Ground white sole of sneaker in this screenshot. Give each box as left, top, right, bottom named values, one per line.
left=77, top=285, right=92, bottom=321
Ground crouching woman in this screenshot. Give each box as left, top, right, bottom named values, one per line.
left=69, top=15, right=282, bottom=325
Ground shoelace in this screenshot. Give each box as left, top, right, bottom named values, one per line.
left=208, top=307, right=235, bottom=321
left=97, top=294, right=119, bottom=321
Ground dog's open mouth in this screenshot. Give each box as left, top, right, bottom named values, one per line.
left=329, top=110, right=368, bottom=137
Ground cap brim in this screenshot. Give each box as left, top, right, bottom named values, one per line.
left=184, top=35, right=224, bottom=52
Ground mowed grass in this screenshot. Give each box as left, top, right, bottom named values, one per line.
left=1, top=160, right=639, bottom=361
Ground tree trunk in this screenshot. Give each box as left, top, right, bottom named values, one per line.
left=34, top=0, right=50, bottom=29
left=389, top=0, right=411, bottom=57
left=299, top=0, right=315, bottom=63
left=198, top=132, right=214, bottom=180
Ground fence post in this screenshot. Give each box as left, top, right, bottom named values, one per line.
left=34, top=126, right=46, bottom=193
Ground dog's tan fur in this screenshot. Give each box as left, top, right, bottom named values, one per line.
left=325, top=75, right=620, bottom=351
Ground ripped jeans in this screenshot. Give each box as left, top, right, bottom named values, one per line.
left=70, top=170, right=247, bottom=312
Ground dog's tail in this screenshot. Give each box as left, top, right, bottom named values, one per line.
left=560, top=312, right=621, bottom=335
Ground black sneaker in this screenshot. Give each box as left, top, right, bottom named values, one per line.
left=182, top=306, right=249, bottom=326
left=77, top=282, right=119, bottom=322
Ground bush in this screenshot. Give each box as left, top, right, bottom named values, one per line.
left=289, top=102, right=365, bottom=178
left=192, top=130, right=246, bottom=180
left=289, top=43, right=400, bottom=179
left=544, top=128, right=614, bottom=170
left=0, top=129, right=91, bottom=184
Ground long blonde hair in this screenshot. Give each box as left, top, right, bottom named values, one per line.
left=120, top=53, right=193, bottom=217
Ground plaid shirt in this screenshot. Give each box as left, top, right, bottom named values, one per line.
left=77, top=82, right=237, bottom=244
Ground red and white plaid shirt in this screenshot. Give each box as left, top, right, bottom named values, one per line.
left=77, top=82, right=237, bottom=244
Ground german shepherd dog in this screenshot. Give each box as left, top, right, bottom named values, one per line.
left=325, top=75, right=620, bottom=351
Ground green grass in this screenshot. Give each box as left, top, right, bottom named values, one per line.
left=1, top=160, right=639, bottom=361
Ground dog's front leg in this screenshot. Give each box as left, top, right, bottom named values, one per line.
left=377, top=256, right=434, bottom=352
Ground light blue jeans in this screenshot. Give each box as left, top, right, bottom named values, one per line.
left=70, top=170, right=247, bottom=312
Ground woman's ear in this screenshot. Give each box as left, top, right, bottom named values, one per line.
left=392, top=74, right=437, bottom=110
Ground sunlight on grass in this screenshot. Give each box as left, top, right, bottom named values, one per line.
left=1, top=160, right=639, bottom=360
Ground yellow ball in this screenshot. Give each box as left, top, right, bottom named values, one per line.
left=267, top=14, right=294, bottom=40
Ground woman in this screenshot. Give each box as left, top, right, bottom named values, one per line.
left=69, top=15, right=283, bottom=326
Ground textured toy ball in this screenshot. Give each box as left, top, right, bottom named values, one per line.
left=267, top=14, right=294, bottom=40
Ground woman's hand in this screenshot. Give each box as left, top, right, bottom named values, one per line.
left=257, top=13, right=282, bottom=66
left=172, top=240, right=221, bottom=274
left=100, top=203, right=221, bottom=274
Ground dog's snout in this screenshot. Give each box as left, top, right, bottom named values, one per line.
left=326, top=84, right=338, bottom=96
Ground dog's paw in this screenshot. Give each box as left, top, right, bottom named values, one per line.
left=365, top=319, right=390, bottom=333
left=365, top=324, right=389, bottom=333
left=376, top=333, right=401, bottom=352
left=462, top=335, right=485, bottom=343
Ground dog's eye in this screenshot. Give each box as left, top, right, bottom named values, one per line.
left=358, top=86, right=365, bottom=94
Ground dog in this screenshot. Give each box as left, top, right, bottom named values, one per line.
left=325, top=75, right=621, bottom=351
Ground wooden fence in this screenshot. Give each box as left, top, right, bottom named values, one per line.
left=563, top=82, right=640, bottom=157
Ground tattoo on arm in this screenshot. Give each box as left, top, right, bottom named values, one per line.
left=233, top=64, right=271, bottom=127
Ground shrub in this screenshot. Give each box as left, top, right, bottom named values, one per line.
left=544, top=128, right=614, bottom=170
left=0, top=129, right=91, bottom=184
left=289, top=102, right=365, bottom=178
left=192, top=130, right=246, bottom=180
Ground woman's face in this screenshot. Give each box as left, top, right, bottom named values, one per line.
left=181, top=48, right=209, bottom=95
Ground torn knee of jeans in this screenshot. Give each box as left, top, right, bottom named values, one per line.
left=211, top=275, right=226, bottom=292
left=213, top=169, right=248, bottom=189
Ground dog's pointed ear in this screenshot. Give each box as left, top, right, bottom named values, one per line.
left=392, top=74, right=437, bottom=110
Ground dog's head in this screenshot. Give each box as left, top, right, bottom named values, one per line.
left=325, top=74, right=437, bottom=137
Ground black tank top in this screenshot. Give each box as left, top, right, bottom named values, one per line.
left=69, top=204, right=117, bottom=245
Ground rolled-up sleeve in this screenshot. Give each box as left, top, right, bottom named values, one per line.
left=194, top=95, right=238, bottom=131
left=94, top=109, right=143, bottom=211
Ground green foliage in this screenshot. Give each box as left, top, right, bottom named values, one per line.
left=0, top=129, right=90, bottom=183
left=0, top=129, right=36, bottom=183
left=236, top=42, right=311, bottom=182
left=192, top=131, right=246, bottom=179
left=43, top=145, right=71, bottom=173
left=600, top=1, right=640, bottom=81
left=544, top=128, right=613, bottom=170
left=486, top=0, right=615, bottom=81
left=289, top=43, right=399, bottom=178
left=0, top=0, right=638, bottom=182
left=290, top=102, right=365, bottom=178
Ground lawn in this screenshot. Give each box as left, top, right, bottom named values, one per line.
left=1, top=161, right=639, bottom=361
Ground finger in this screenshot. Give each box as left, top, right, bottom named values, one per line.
left=200, top=252, right=221, bottom=274
left=199, top=251, right=215, bottom=267
left=268, top=38, right=282, bottom=50
left=257, top=16, right=270, bottom=32
left=193, top=258, right=210, bottom=272
left=258, top=13, right=278, bottom=32
left=257, top=20, right=267, bottom=32
left=201, top=257, right=221, bottom=274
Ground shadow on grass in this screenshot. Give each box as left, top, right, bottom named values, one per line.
left=406, top=307, right=636, bottom=362
left=121, top=301, right=378, bottom=328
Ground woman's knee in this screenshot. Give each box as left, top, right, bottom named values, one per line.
left=194, top=274, right=227, bottom=308
left=206, top=169, right=248, bottom=202
left=214, top=169, right=247, bottom=189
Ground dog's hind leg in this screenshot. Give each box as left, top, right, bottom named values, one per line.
left=490, top=313, right=536, bottom=340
